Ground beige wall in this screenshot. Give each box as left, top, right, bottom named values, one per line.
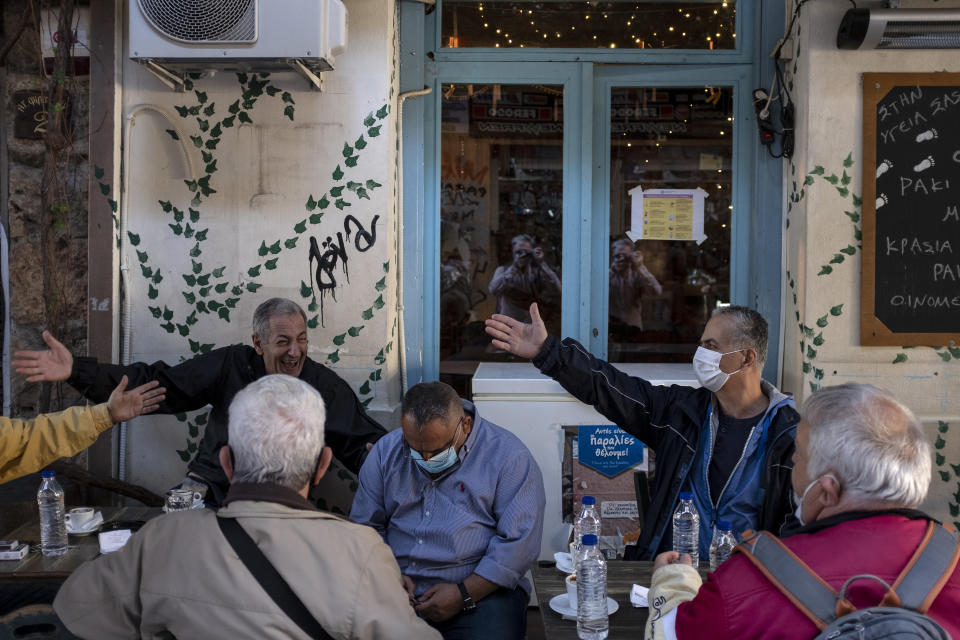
left=784, top=2, right=960, bottom=523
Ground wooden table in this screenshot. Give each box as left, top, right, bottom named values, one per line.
left=0, top=506, right=161, bottom=583
left=532, top=561, right=707, bottom=639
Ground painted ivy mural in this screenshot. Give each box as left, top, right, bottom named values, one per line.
left=95, top=71, right=393, bottom=460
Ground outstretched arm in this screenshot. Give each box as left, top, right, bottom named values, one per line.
left=106, top=376, right=166, bottom=423
left=13, top=331, right=73, bottom=382
left=484, top=302, right=549, bottom=359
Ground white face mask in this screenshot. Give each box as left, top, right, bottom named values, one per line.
left=792, top=473, right=838, bottom=526
left=692, top=346, right=744, bottom=392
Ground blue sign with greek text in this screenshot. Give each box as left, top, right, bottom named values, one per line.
left=577, top=425, right=646, bottom=478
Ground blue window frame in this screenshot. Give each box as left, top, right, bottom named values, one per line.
left=401, top=0, right=785, bottom=385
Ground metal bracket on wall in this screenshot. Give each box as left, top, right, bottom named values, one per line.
left=137, top=60, right=186, bottom=92
left=288, top=59, right=324, bottom=91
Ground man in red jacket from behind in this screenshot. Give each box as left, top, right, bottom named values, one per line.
left=645, top=382, right=960, bottom=640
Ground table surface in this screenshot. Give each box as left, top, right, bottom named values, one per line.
left=0, top=506, right=161, bottom=583
left=532, top=561, right=707, bottom=639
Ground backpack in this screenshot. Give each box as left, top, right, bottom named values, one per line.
left=734, top=521, right=960, bottom=640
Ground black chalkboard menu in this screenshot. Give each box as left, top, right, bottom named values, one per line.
left=861, top=73, right=960, bottom=346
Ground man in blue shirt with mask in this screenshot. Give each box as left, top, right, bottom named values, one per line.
left=485, top=304, right=799, bottom=562
left=350, top=381, right=545, bottom=640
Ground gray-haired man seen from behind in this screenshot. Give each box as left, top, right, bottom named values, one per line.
left=644, top=383, right=960, bottom=639
left=54, top=375, right=440, bottom=640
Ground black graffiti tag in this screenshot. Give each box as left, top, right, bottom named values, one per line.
left=309, top=214, right=379, bottom=326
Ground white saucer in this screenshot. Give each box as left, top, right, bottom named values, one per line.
left=548, top=594, right=619, bottom=618
left=554, top=551, right=574, bottom=574
left=67, top=513, right=104, bottom=536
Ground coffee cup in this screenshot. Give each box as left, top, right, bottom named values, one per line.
left=64, top=507, right=96, bottom=529
left=565, top=573, right=578, bottom=608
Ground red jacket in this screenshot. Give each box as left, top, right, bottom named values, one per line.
left=676, top=511, right=960, bottom=639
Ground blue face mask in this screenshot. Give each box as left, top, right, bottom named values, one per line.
left=409, top=418, right=463, bottom=474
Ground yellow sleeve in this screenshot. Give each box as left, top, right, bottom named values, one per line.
left=645, top=564, right=702, bottom=640
left=0, top=404, right=114, bottom=483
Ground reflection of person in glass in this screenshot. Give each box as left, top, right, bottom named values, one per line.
left=609, top=238, right=662, bottom=332
left=488, top=234, right=561, bottom=323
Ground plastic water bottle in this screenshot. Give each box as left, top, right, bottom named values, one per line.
left=672, top=491, right=700, bottom=567
left=573, top=496, right=601, bottom=569
left=576, top=534, right=608, bottom=640
left=38, top=470, right=67, bottom=557
left=709, top=520, right=737, bottom=571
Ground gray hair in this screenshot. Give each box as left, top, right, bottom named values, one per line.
left=711, top=305, right=768, bottom=368
left=252, top=298, right=308, bottom=340
left=228, top=374, right=326, bottom=490
left=612, top=238, right=634, bottom=253
left=511, top=234, right=534, bottom=249
left=803, top=383, right=931, bottom=508
left=401, top=381, right=461, bottom=433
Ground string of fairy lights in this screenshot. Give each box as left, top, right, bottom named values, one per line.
left=442, top=2, right=737, bottom=50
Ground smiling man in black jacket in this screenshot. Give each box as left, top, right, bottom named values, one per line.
left=14, top=298, right=386, bottom=506
left=486, top=303, right=799, bottom=561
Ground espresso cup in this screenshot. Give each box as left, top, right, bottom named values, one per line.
left=565, top=573, right=578, bottom=608
left=64, top=507, right=96, bottom=529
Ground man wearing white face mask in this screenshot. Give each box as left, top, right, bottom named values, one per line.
left=643, top=383, right=960, bottom=640
left=351, top=381, right=546, bottom=640
left=485, top=304, right=799, bottom=561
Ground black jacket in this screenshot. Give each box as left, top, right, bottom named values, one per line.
left=533, top=336, right=799, bottom=559
left=69, top=345, right=386, bottom=505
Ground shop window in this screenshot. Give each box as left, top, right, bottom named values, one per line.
left=441, top=1, right=737, bottom=50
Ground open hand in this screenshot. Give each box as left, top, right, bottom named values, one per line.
left=484, top=303, right=548, bottom=359
left=13, top=331, right=73, bottom=382
left=415, top=583, right=463, bottom=622
left=106, top=376, right=166, bottom=423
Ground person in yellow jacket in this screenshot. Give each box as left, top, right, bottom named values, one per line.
left=0, top=375, right=165, bottom=484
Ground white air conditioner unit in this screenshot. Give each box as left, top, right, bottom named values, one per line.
left=129, top=0, right=347, bottom=90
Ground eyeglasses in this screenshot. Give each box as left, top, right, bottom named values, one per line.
left=404, top=414, right=464, bottom=460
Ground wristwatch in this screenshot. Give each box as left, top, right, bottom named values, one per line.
left=457, top=582, right=477, bottom=613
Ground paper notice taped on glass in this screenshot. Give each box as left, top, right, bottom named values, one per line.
left=625, top=186, right=707, bottom=244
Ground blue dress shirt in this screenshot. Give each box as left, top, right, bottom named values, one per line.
left=350, top=400, right=546, bottom=596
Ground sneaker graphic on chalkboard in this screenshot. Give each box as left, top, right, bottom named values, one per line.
left=876, top=159, right=894, bottom=178
left=913, top=156, right=935, bottom=173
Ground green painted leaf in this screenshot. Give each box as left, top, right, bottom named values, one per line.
left=265, top=258, right=279, bottom=270
left=829, top=254, right=845, bottom=265
left=333, top=333, right=346, bottom=346
left=189, top=135, right=203, bottom=148
left=174, top=105, right=189, bottom=117
left=318, top=195, right=330, bottom=209
left=199, top=286, right=211, bottom=298
left=949, top=347, right=960, bottom=359
left=258, top=241, right=269, bottom=256
left=359, top=380, right=371, bottom=395
left=218, top=307, right=231, bottom=321
left=187, top=441, right=198, bottom=453
left=852, top=194, right=862, bottom=206
left=221, top=116, right=235, bottom=129
left=373, top=295, right=385, bottom=310
left=95, top=166, right=105, bottom=180
left=136, top=250, right=149, bottom=263
left=238, top=111, right=253, bottom=124
left=802, top=362, right=811, bottom=374
left=816, top=315, right=829, bottom=328
left=376, top=104, right=389, bottom=119
left=225, top=297, right=239, bottom=308
left=355, top=136, right=367, bottom=150
left=189, top=243, right=201, bottom=258
left=939, top=421, right=949, bottom=433
left=212, top=266, right=225, bottom=278
left=939, top=351, right=952, bottom=362
left=232, top=286, right=243, bottom=296
left=309, top=212, right=323, bottom=224
left=375, top=276, right=387, bottom=291
left=199, top=343, right=213, bottom=354
left=813, top=333, right=824, bottom=346
left=809, top=381, right=819, bottom=393
left=248, top=265, right=262, bottom=277
left=196, top=274, right=210, bottom=286
left=836, top=187, right=849, bottom=198
left=840, top=245, right=856, bottom=256
left=284, top=238, right=297, bottom=249
left=148, top=305, right=162, bottom=319
left=936, top=435, right=946, bottom=450
left=367, top=125, right=381, bottom=137
left=806, top=346, right=817, bottom=359
left=365, top=179, right=382, bottom=189
left=194, top=89, right=207, bottom=104
left=188, top=423, right=199, bottom=438
left=281, top=92, right=295, bottom=104
left=825, top=174, right=839, bottom=185
left=345, top=155, right=358, bottom=168
left=184, top=224, right=195, bottom=238
left=842, top=152, right=853, bottom=168
left=207, top=301, right=222, bottom=311
left=229, top=100, right=240, bottom=114
left=329, top=186, right=344, bottom=198
left=201, top=150, right=213, bottom=163
left=840, top=170, right=851, bottom=186
left=327, top=350, right=340, bottom=364
left=937, top=453, right=946, bottom=466
left=246, top=282, right=262, bottom=293
left=153, top=272, right=163, bottom=284
left=158, top=200, right=173, bottom=212
left=266, top=85, right=280, bottom=96
left=347, top=181, right=361, bottom=192
left=215, top=282, right=228, bottom=294
left=361, top=308, right=373, bottom=320
left=197, top=118, right=209, bottom=132
left=175, top=323, right=189, bottom=336
left=185, top=179, right=198, bottom=193
left=196, top=301, right=208, bottom=314
left=810, top=165, right=824, bottom=175
left=803, top=175, right=814, bottom=186
left=374, top=349, right=385, bottom=365
left=308, top=298, right=318, bottom=312
left=192, top=260, right=203, bottom=275
left=892, top=352, right=907, bottom=364
left=802, top=325, right=814, bottom=338
left=384, top=341, right=393, bottom=354
left=140, top=264, right=153, bottom=279
left=370, top=369, right=382, bottom=381
left=186, top=311, right=198, bottom=326
left=307, top=315, right=318, bottom=329
left=205, top=160, right=218, bottom=174
left=165, top=128, right=180, bottom=140
left=342, top=143, right=354, bottom=158
left=830, top=304, right=843, bottom=316
left=294, top=219, right=307, bottom=233
left=817, top=266, right=833, bottom=276
left=333, top=166, right=344, bottom=181
left=306, top=195, right=317, bottom=211
left=335, top=199, right=350, bottom=210
left=356, top=188, right=369, bottom=200
left=109, top=199, right=118, bottom=212
left=348, top=326, right=363, bottom=337
left=939, top=471, right=951, bottom=482
left=364, top=113, right=376, bottom=127
left=383, top=261, right=390, bottom=273
left=183, top=274, right=197, bottom=286
left=160, top=321, right=175, bottom=333
left=299, top=281, right=313, bottom=298
left=176, top=449, right=191, bottom=462
left=148, top=284, right=159, bottom=299
left=183, top=291, right=196, bottom=304
left=242, top=99, right=255, bottom=110
left=205, top=138, right=220, bottom=149
left=169, top=223, right=183, bottom=235
left=268, top=241, right=281, bottom=254
left=189, top=339, right=200, bottom=353
left=189, top=208, right=200, bottom=223
left=813, top=368, right=824, bottom=380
